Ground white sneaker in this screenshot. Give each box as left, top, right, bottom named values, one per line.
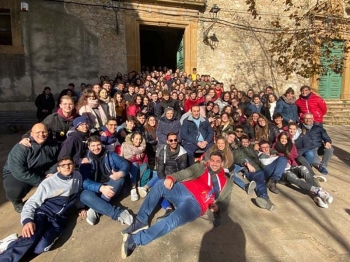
left=86, top=208, right=99, bottom=225
left=130, top=188, right=139, bottom=201
left=137, top=187, right=148, bottom=198
left=315, top=176, right=327, bottom=183
left=0, top=233, right=18, bottom=253
left=318, top=189, right=333, bottom=204
left=118, top=209, right=134, bottom=226
left=314, top=196, right=328, bottom=208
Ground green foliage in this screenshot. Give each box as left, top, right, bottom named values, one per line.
left=246, top=0, right=350, bottom=79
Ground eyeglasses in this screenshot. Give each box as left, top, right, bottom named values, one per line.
left=58, top=163, right=74, bottom=168
left=260, top=146, right=270, bottom=149
left=168, top=139, right=177, bottom=143
left=236, top=130, right=243, bottom=133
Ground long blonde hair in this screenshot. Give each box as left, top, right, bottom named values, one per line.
left=208, top=136, right=234, bottom=169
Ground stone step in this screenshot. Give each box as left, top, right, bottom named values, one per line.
left=323, top=114, right=350, bottom=125
left=324, top=99, right=350, bottom=104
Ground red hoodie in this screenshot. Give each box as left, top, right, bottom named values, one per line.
left=180, top=167, right=227, bottom=215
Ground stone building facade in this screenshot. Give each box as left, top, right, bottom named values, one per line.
left=1, top=0, right=350, bottom=111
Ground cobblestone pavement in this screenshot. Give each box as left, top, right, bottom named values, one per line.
left=0, top=126, right=349, bottom=262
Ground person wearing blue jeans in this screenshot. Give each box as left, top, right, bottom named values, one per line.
left=235, top=136, right=287, bottom=210
left=79, top=136, right=133, bottom=226
left=142, top=175, right=172, bottom=211
left=301, top=113, right=333, bottom=175
left=120, top=151, right=233, bottom=258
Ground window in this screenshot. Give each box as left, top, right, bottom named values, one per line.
left=0, top=9, right=12, bottom=45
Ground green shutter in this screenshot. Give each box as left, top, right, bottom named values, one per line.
left=176, top=37, right=184, bottom=71
left=318, top=41, right=344, bottom=99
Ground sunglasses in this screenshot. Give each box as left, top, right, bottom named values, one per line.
left=236, top=130, right=243, bottom=133
left=168, top=139, right=178, bottom=143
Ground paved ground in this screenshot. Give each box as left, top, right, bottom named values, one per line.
left=0, top=126, right=350, bottom=262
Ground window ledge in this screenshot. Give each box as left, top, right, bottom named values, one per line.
left=0, top=45, right=24, bottom=54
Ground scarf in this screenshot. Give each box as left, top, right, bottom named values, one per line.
left=99, top=97, right=111, bottom=104
left=303, top=123, right=313, bottom=130
left=80, top=103, right=108, bottom=129
left=208, top=166, right=222, bottom=199
left=281, top=95, right=296, bottom=105
left=300, top=93, right=312, bottom=100
left=87, top=99, right=100, bottom=109
left=89, top=148, right=109, bottom=183
left=274, top=141, right=292, bottom=157
left=166, top=144, right=180, bottom=160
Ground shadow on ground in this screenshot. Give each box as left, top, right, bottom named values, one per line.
left=333, top=145, right=350, bottom=167
left=199, top=212, right=246, bottom=262
left=345, top=209, right=350, bottom=216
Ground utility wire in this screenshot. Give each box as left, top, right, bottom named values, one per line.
left=44, top=0, right=344, bottom=34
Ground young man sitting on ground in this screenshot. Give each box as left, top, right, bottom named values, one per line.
left=0, top=156, right=83, bottom=261
left=120, top=151, right=233, bottom=259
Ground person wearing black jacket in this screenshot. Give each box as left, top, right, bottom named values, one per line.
left=35, top=87, right=55, bottom=122
left=21, top=96, right=79, bottom=146
left=157, top=132, right=188, bottom=179
left=156, top=90, right=182, bottom=119
left=2, top=123, right=59, bottom=213
left=58, top=117, right=90, bottom=166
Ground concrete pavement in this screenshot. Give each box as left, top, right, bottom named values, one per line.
left=0, top=126, right=349, bottom=262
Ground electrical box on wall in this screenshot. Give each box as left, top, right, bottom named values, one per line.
left=21, top=2, right=29, bottom=11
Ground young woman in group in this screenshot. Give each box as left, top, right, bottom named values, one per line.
left=272, top=132, right=333, bottom=208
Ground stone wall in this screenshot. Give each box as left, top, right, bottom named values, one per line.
left=197, top=0, right=313, bottom=94
left=0, top=0, right=99, bottom=102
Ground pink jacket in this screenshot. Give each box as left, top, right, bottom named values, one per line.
left=126, top=104, right=140, bottom=117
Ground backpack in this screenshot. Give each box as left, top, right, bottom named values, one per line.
left=139, top=163, right=152, bottom=187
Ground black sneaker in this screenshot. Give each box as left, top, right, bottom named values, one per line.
left=267, top=178, right=279, bottom=194
left=256, top=197, right=275, bottom=211
left=121, top=234, right=136, bottom=259
left=12, top=202, right=24, bottom=213
left=156, top=209, right=174, bottom=222
left=122, top=218, right=149, bottom=236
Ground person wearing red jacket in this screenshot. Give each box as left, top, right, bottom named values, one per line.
left=120, top=151, right=233, bottom=258
left=184, top=91, right=199, bottom=112
left=126, top=95, right=142, bottom=117
left=295, top=85, right=327, bottom=125
left=214, top=82, right=223, bottom=99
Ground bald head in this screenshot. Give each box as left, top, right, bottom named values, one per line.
left=30, top=123, right=48, bottom=144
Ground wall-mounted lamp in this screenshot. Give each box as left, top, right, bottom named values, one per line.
left=209, top=4, right=220, bottom=19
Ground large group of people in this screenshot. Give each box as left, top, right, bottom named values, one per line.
left=1, top=67, right=335, bottom=260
